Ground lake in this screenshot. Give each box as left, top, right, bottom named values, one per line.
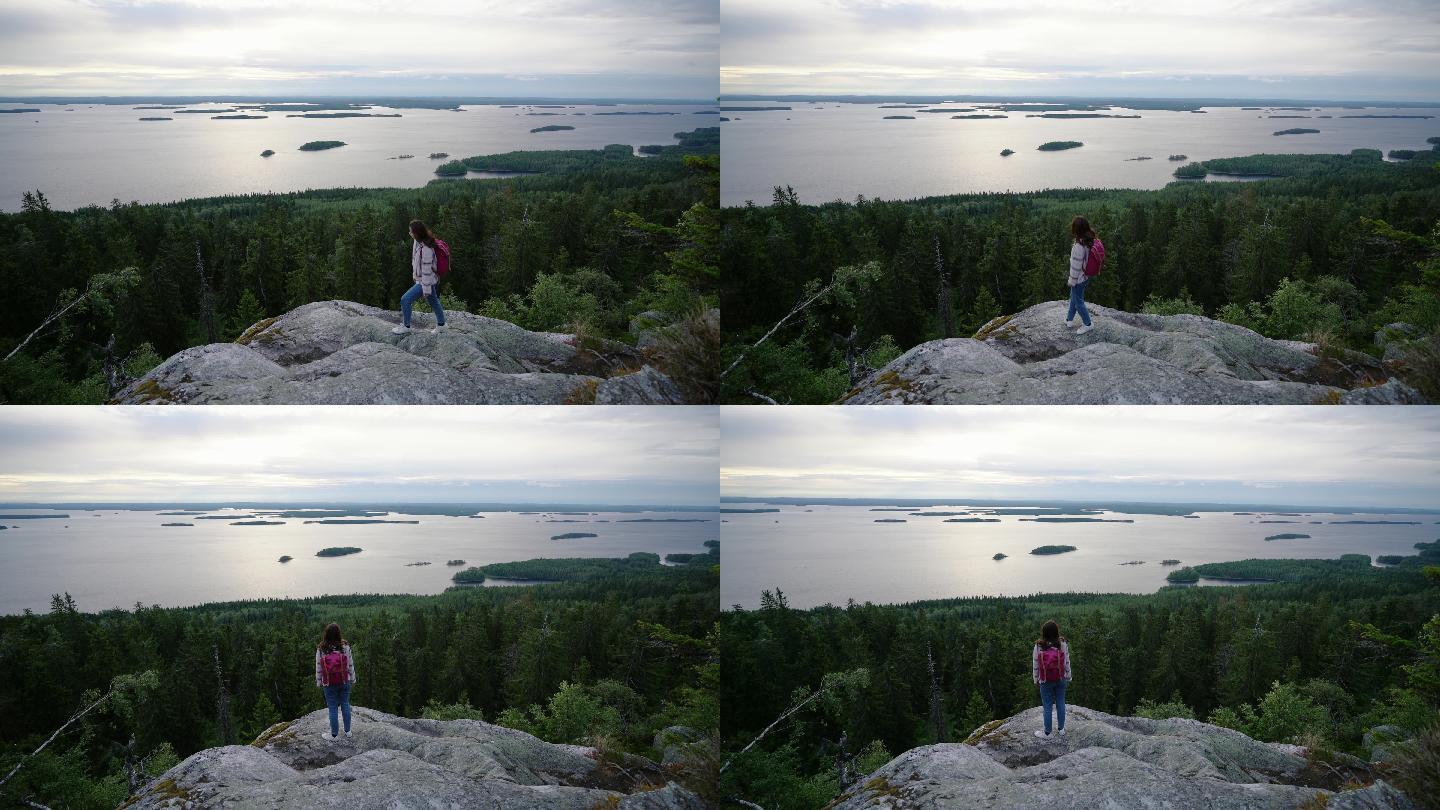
left=719, top=102, right=1439, bottom=205
left=0, top=102, right=719, bottom=211
left=0, top=506, right=717, bottom=614
left=719, top=503, right=1439, bottom=609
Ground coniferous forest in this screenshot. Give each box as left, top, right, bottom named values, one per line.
left=0, top=128, right=718, bottom=403
left=0, top=554, right=719, bottom=808
left=720, top=147, right=1440, bottom=403
left=720, top=551, right=1440, bottom=809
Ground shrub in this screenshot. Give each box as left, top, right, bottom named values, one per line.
left=650, top=307, right=720, bottom=403
left=420, top=700, right=485, bottom=721
left=1141, top=291, right=1205, bottom=316
left=1135, top=696, right=1196, bottom=720
left=1389, top=724, right=1440, bottom=810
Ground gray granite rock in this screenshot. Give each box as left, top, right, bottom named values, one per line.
left=126, top=707, right=707, bottom=809
left=841, top=301, right=1425, bottom=404
left=830, top=705, right=1414, bottom=809
left=115, top=300, right=688, bottom=404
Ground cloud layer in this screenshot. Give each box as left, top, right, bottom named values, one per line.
left=0, top=406, right=719, bottom=504
left=722, top=406, right=1440, bottom=508
left=722, top=0, right=1440, bottom=100
left=0, top=0, right=718, bottom=98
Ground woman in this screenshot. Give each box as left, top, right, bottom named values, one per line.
left=315, top=622, right=357, bottom=741
left=1032, top=619, right=1071, bottom=738
left=1065, top=215, right=1096, bottom=334
left=392, top=220, right=447, bottom=335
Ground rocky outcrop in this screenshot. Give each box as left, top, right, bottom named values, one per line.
left=125, top=706, right=707, bottom=809
left=115, top=301, right=690, bottom=404
left=840, top=302, right=1426, bottom=404
left=830, top=705, right=1413, bottom=809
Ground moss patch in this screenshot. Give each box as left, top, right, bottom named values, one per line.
left=964, top=718, right=1008, bottom=746
left=564, top=378, right=600, bottom=404
left=122, top=377, right=176, bottom=404
left=252, top=719, right=295, bottom=747
left=235, top=316, right=281, bottom=345
left=974, top=313, right=1016, bottom=340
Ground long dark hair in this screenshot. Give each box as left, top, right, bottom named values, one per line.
left=318, top=622, right=347, bottom=652
left=409, top=219, right=436, bottom=248
left=1070, top=215, right=1096, bottom=247
left=1036, top=619, right=1064, bottom=648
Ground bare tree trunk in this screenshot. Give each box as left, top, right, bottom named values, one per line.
left=721, top=281, right=838, bottom=380
left=214, top=645, right=235, bottom=745
left=927, top=641, right=947, bottom=743
left=195, top=240, right=218, bottom=343
left=935, top=236, right=954, bottom=339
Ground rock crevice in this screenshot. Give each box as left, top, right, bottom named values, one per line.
left=841, top=302, right=1424, bottom=404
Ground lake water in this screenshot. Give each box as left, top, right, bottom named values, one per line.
left=719, top=102, right=1440, bottom=205
left=0, top=102, right=719, bottom=211
left=719, top=503, right=1439, bottom=609
left=0, top=507, right=717, bottom=614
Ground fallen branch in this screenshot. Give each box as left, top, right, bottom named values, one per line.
left=0, top=688, right=116, bottom=790
left=721, top=281, right=836, bottom=380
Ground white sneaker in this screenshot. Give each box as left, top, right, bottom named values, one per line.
left=1064, top=319, right=1075, bottom=328
left=431, top=324, right=447, bottom=334
left=1074, top=324, right=1094, bottom=335
left=391, top=325, right=410, bottom=335
left=344, top=731, right=352, bottom=740
left=325, top=732, right=337, bottom=741
left=1034, top=730, right=1049, bottom=738
left=1058, top=728, right=1067, bottom=736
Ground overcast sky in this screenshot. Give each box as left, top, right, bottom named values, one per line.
left=722, top=407, right=1440, bottom=509
left=722, top=0, right=1440, bottom=101
left=0, top=406, right=719, bottom=504
left=0, top=0, right=718, bottom=98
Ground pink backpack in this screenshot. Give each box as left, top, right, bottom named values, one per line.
left=1084, top=238, right=1105, bottom=277
left=433, top=238, right=452, bottom=277
left=321, top=648, right=350, bottom=686
left=1038, top=645, right=1066, bottom=683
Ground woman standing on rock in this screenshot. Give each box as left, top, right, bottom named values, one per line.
left=1065, top=216, right=1100, bottom=335
left=1033, top=619, right=1071, bottom=738
left=392, top=220, right=448, bottom=335
left=316, top=623, right=357, bottom=741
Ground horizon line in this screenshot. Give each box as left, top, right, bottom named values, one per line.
left=717, top=92, right=1440, bottom=106
left=719, top=495, right=1440, bottom=512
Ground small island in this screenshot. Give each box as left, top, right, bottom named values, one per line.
left=1026, top=113, right=1140, bottom=119
left=1126, top=156, right=1153, bottom=161
left=638, top=144, right=665, bottom=154
left=1037, top=141, right=1083, bottom=151
left=1119, top=561, right=1145, bottom=566
left=951, top=114, right=1006, bottom=119
left=944, top=517, right=1001, bottom=523
left=405, top=561, right=432, bottom=567
left=231, top=520, right=284, bottom=526
left=618, top=518, right=708, bottom=523
left=138, top=117, right=172, bottom=121
left=286, top=112, right=401, bottom=118
left=260, top=149, right=275, bottom=157
left=298, top=140, right=346, bottom=151
left=1166, top=567, right=1200, bottom=583
left=388, top=154, right=415, bottom=160
left=993, top=553, right=1007, bottom=560
left=665, top=553, right=700, bottom=563
left=874, top=518, right=907, bottom=523
left=1030, top=545, right=1078, bottom=555
left=1168, top=154, right=1188, bottom=161
left=720, top=508, right=780, bottom=513
left=1161, top=559, right=1182, bottom=566
left=302, top=518, right=418, bottom=524
left=1264, top=533, right=1312, bottom=541
left=161, top=522, right=192, bottom=527
left=213, top=114, right=266, bottom=120
left=530, top=125, right=575, bottom=133
left=278, top=555, right=293, bottom=563
left=452, top=567, right=486, bottom=583
left=1272, top=128, right=1320, bottom=136
left=0, top=108, right=42, bottom=114
left=1000, top=148, right=1015, bottom=156
left=434, top=160, right=469, bottom=176
left=883, top=115, right=915, bottom=120
left=1387, top=150, right=1419, bottom=160
left=445, top=559, right=467, bottom=566
left=429, top=152, right=450, bottom=159
left=1377, top=555, right=1404, bottom=565
left=550, top=532, right=598, bottom=540
left=316, top=547, right=362, bottom=557
left=1173, top=162, right=1209, bottom=179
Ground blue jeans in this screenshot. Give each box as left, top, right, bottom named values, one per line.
left=323, top=682, right=352, bottom=735
left=1039, top=680, right=1067, bottom=733
left=401, top=283, right=445, bottom=328
left=1067, top=280, right=1092, bottom=326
